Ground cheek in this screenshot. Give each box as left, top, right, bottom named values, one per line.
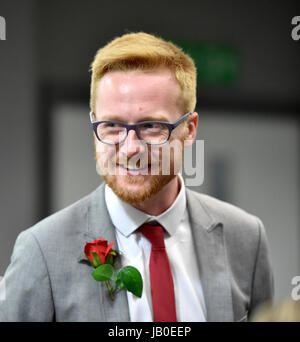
left=95, top=142, right=117, bottom=163
left=160, top=139, right=184, bottom=159
left=156, top=139, right=183, bottom=173
left=148, top=146, right=161, bottom=163
left=174, top=126, right=187, bottom=141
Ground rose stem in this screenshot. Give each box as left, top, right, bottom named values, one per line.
left=105, top=280, right=115, bottom=300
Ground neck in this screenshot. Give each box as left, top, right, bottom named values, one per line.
left=132, top=175, right=181, bottom=216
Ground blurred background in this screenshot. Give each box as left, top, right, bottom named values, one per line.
left=0, top=0, right=299, bottom=303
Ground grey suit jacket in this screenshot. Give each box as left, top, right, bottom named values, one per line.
left=0, top=184, right=273, bottom=322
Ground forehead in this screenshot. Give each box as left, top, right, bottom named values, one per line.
left=95, top=67, right=181, bottom=115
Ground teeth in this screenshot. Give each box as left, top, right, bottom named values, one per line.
left=126, top=166, right=148, bottom=170
left=119, top=164, right=148, bottom=171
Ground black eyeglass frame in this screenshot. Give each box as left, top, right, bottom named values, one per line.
left=89, top=111, right=191, bottom=145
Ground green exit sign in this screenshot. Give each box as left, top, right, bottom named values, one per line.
left=174, top=39, right=240, bottom=87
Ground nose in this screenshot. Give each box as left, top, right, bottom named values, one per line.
left=119, top=128, right=146, bottom=157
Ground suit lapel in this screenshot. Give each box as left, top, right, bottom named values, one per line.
left=78, top=183, right=130, bottom=322
left=186, top=189, right=234, bottom=322
left=76, top=184, right=233, bottom=322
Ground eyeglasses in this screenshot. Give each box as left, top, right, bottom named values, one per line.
left=90, top=111, right=191, bottom=145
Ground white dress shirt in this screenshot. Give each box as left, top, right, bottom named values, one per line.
left=104, top=174, right=207, bottom=322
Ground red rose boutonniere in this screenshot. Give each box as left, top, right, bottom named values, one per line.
left=84, top=238, right=143, bottom=300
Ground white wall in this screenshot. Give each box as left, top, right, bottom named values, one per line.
left=50, top=103, right=101, bottom=213
left=0, top=0, right=38, bottom=273
left=197, top=111, right=299, bottom=301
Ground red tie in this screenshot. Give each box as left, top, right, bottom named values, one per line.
left=139, top=223, right=177, bottom=322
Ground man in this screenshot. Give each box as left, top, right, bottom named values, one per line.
left=0, top=32, right=273, bottom=322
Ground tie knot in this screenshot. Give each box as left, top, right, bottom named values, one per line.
left=139, top=223, right=165, bottom=249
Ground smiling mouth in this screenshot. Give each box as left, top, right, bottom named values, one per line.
left=118, top=164, right=150, bottom=171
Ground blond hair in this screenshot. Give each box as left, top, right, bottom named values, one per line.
left=90, top=32, right=197, bottom=114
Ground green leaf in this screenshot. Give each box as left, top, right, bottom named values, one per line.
left=91, top=252, right=102, bottom=268
left=92, top=264, right=114, bottom=282
left=115, top=266, right=143, bottom=298
left=115, top=276, right=125, bottom=290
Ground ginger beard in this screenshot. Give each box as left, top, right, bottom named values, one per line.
left=95, top=137, right=185, bottom=205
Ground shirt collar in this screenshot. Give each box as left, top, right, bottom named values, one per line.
left=104, top=174, right=186, bottom=237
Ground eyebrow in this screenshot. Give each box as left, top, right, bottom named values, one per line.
left=100, top=114, right=170, bottom=123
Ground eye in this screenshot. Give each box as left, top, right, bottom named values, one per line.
left=102, top=122, right=124, bottom=129
left=107, top=123, right=118, bottom=128
left=140, top=123, right=162, bottom=130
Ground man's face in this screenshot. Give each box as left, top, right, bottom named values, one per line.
left=94, top=67, right=193, bottom=204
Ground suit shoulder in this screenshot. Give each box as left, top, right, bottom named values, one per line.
left=24, top=186, right=102, bottom=243
left=187, top=189, right=262, bottom=236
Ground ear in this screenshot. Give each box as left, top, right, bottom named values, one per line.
left=184, top=112, right=198, bottom=148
